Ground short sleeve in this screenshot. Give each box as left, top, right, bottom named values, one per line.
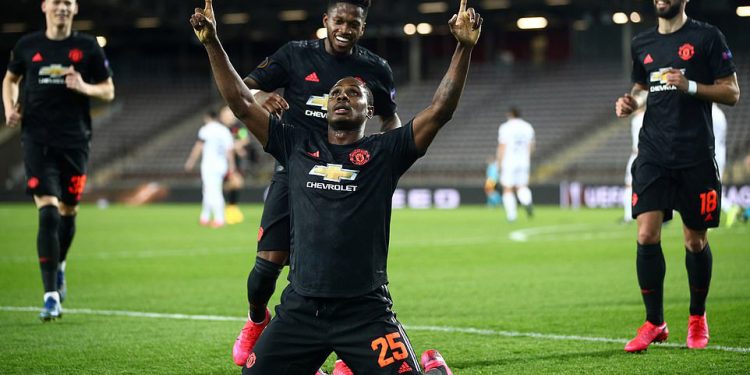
left=381, top=120, right=421, bottom=178
left=88, top=41, right=112, bottom=83
left=631, top=42, right=647, bottom=84
left=371, top=63, right=398, bottom=118
left=245, top=42, right=293, bottom=92
left=706, top=27, right=736, bottom=80
left=263, top=115, right=300, bottom=164
left=198, top=127, right=207, bottom=142
left=7, top=41, right=25, bottom=76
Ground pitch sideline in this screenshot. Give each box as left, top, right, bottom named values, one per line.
left=1, top=306, right=748, bottom=354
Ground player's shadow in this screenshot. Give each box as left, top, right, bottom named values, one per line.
left=449, top=348, right=624, bottom=371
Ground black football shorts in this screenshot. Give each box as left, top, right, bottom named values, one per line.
left=23, top=140, right=89, bottom=206
left=242, top=285, right=422, bottom=375
left=631, top=157, right=721, bottom=230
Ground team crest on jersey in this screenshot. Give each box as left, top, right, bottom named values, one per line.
left=309, top=164, right=358, bottom=182
left=68, top=48, right=83, bottom=63
left=678, top=43, right=694, bottom=61
left=349, top=149, right=371, bottom=166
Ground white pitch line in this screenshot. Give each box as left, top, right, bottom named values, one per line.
left=1, top=306, right=748, bottom=354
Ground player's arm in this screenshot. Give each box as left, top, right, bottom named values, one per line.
left=615, top=83, right=647, bottom=118
left=2, top=71, right=23, bottom=127
left=665, top=71, right=740, bottom=106
left=184, top=141, right=204, bottom=171
left=495, top=143, right=505, bottom=166
left=191, top=0, right=271, bottom=146
left=412, top=0, right=482, bottom=154
left=379, top=113, right=402, bottom=132
left=63, top=68, right=114, bottom=102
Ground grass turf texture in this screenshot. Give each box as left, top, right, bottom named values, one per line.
left=0, top=203, right=748, bottom=374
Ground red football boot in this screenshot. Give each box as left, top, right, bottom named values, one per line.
left=687, top=314, right=709, bottom=349
left=624, top=321, right=669, bottom=352
left=421, top=349, right=453, bottom=375
left=232, top=309, right=270, bottom=366
left=332, top=359, right=354, bottom=375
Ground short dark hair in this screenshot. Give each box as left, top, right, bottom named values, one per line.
left=508, top=106, right=521, bottom=118
left=205, top=110, right=218, bottom=119
left=328, top=0, right=371, bottom=17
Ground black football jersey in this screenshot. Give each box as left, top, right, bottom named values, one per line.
left=246, top=39, right=397, bottom=137
left=631, top=19, right=735, bottom=168
left=264, top=115, right=422, bottom=298
left=7, top=31, right=112, bottom=148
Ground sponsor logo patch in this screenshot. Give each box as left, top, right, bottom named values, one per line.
left=309, top=164, right=358, bottom=183
left=643, top=54, right=653, bottom=64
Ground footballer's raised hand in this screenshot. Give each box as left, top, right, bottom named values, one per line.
left=191, top=0, right=217, bottom=44
left=449, top=0, right=482, bottom=48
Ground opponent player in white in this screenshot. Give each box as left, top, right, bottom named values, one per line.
left=497, top=106, right=535, bottom=222
left=185, top=110, right=235, bottom=227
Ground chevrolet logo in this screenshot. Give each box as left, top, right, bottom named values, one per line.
left=39, top=64, right=69, bottom=77
left=650, top=67, right=685, bottom=84
left=309, top=164, right=358, bottom=182
left=306, top=95, right=329, bottom=111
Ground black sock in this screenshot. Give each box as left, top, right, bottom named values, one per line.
left=247, top=257, right=283, bottom=322
left=59, top=215, right=76, bottom=263
left=37, top=206, right=61, bottom=293
left=227, top=189, right=239, bottom=205
left=637, top=242, right=665, bottom=325
left=685, top=244, right=712, bottom=316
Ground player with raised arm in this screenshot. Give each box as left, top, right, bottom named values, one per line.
left=615, top=0, right=739, bottom=352
left=191, top=0, right=481, bottom=372
left=2, top=0, right=114, bottom=321
left=230, top=0, right=403, bottom=367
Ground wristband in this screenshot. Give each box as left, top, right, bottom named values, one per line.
left=687, top=80, right=698, bottom=95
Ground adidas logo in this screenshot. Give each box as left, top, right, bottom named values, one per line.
left=32, top=52, right=43, bottom=62
left=305, top=72, right=320, bottom=82
left=643, top=54, right=653, bottom=64
left=398, top=361, right=413, bottom=374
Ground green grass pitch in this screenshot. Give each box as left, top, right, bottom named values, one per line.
left=1, top=203, right=748, bottom=374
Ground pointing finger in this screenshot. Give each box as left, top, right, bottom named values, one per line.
left=205, top=0, right=214, bottom=17
left=459, top=0, right=467, bottom=14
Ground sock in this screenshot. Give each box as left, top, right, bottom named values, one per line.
left=636, top=242, right=665, bottom=325
left=685, top=244, right=712, bottom=316
left=43, top=291, right=60, bottom=303
left=502, top=191, right=517, bottom=221
left=516, top=187, right=533, bottom=217
left=37, top=206, right=61, bottom=293
left=247, top=257, right=283, bottom=323
left=59, top=214, right=76, bottom=263
left=623, top=186, right=633, bottom=221
left=227, top=189, right=239, bottom=205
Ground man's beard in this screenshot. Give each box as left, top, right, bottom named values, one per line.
left=656, top=1, right=683, bottom=20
